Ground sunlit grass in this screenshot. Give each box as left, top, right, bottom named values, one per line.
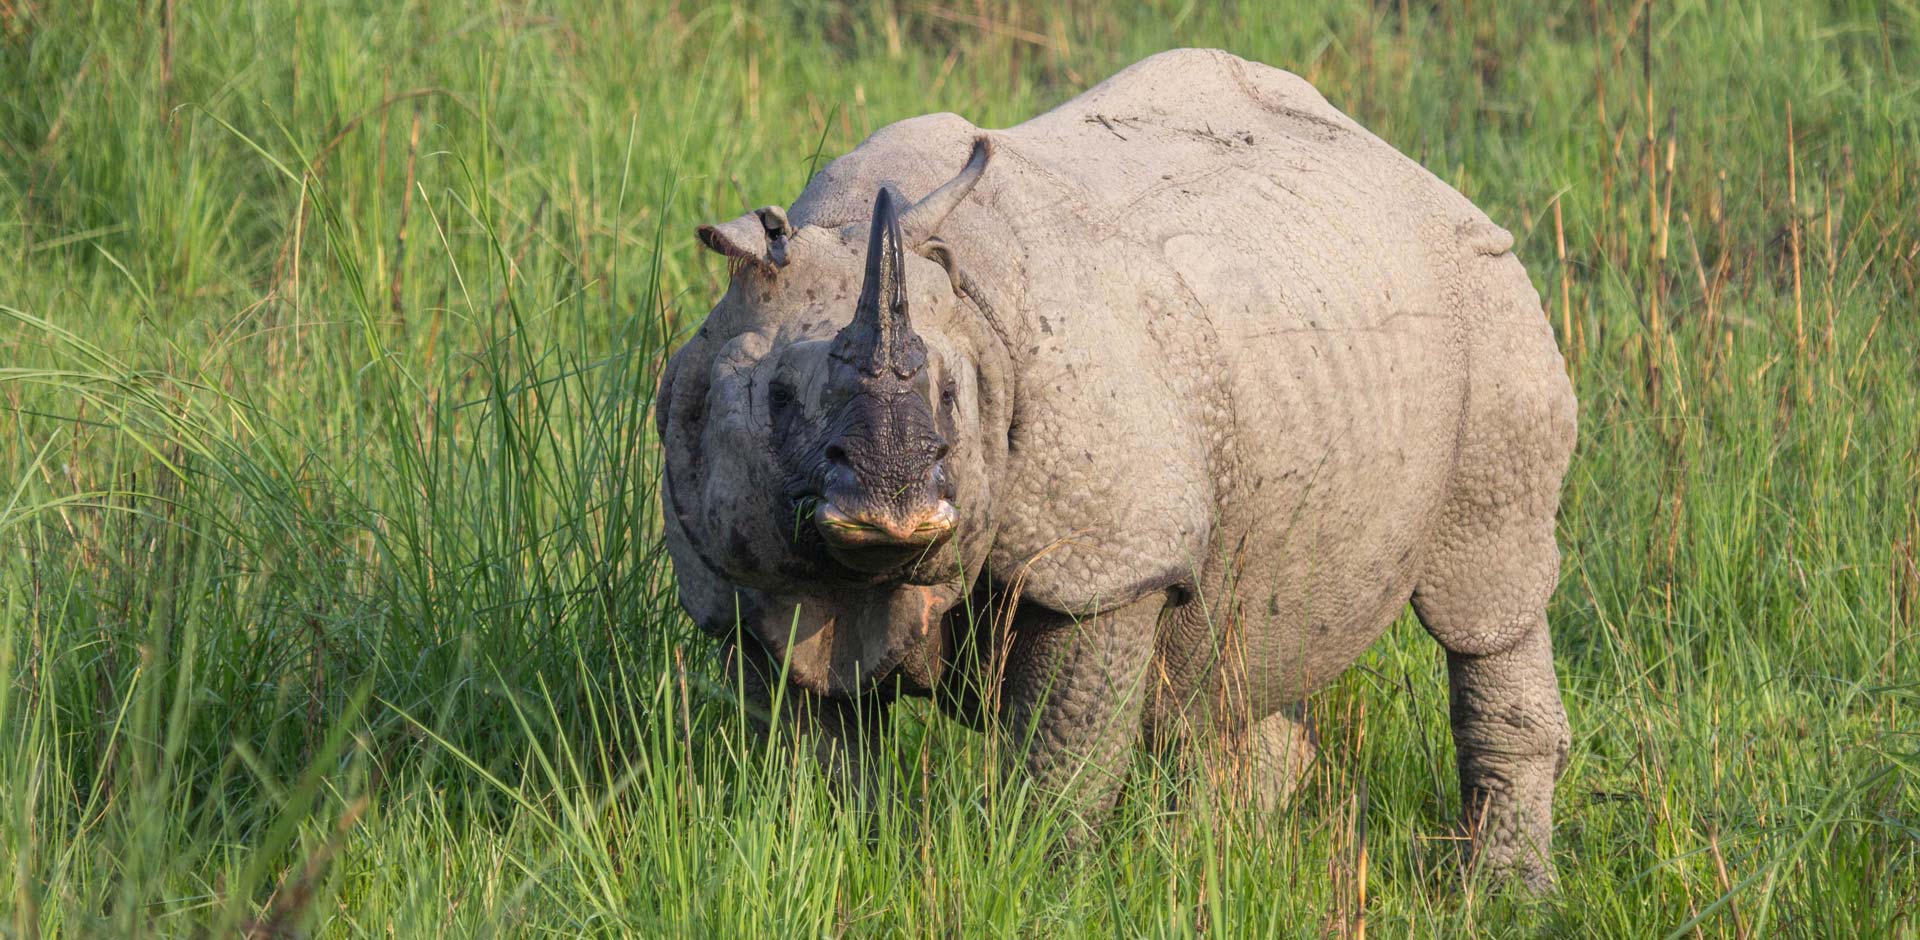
left=2, top=1, right=1916, bottom=937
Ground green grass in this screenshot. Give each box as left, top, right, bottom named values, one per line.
left=2, top=0, right=1917, bottom=936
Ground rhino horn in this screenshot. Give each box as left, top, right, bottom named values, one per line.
left=834, top=186, right=926, bottom=378
left=898, top=136, right=992, bottom=247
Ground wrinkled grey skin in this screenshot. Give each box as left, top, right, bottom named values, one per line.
left=660, top=49, right=1576, bottom=890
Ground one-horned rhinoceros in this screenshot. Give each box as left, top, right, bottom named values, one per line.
left=658, top=49, right=1576, bottom=889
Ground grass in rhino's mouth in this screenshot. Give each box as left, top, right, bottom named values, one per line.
left=791, top=495, right=823, bottom=542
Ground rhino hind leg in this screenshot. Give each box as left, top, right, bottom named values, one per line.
left=1202, top=705, right=1317, bottom=815
left=1414, top=510, right=1569, bottom=891
left=1413, top=490, right=1571, bottom=890
left=1249, top=707, right=1318, bottom=812
left=1418, top=607, right=1568, bottom=892
left=1412, top=266, right=1577, bottom=891
left=1420, top=506, right=1566, bottom=890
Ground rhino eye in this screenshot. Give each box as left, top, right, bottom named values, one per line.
left=769, top=381, right=796, bottom=410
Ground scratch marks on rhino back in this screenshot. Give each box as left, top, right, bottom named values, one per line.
left=1123, top=164, right=1240, bottom=213
left=1243, top=307, right=1450, bottom=340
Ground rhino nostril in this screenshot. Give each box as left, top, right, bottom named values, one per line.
left=824, top=444, right=849, bottom=465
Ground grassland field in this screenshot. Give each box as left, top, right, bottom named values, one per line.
left=2, top=1, right=1918, bottom=937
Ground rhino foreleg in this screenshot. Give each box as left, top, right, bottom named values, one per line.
left=998, top=594, right=1161, bottom=824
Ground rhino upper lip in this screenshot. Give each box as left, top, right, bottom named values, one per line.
left=808, top=498, right=958, bottom=574
left=818, top=514, right=952, bottom=535
left=815, top=499, right=954, bottom=539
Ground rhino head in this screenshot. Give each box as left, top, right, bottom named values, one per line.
left=658, top=138, right=1011, bottom=699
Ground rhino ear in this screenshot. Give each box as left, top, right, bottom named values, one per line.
left=696, top=205, right=793, bottom=271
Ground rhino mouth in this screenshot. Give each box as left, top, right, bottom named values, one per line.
left=813, top=497, right=957, bottom=572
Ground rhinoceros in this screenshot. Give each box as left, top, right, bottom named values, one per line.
left=658, top=48, right=1576, bottom=888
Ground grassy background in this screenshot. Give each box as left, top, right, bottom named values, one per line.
left=2, top=0, right=1917, bottom=936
